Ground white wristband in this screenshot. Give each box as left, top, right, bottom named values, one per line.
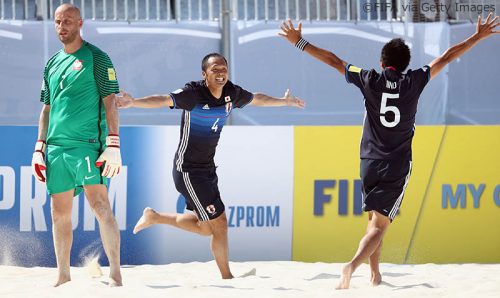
left=34, top=140, right=46, bottom=152
left=295, top=38, right=309, bottom=51
left=106, top=135, right=120, bottom=148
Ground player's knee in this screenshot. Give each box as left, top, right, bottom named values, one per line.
left=198, top=225, right=213, bottom=236
left=372, top=226, right=384, bottom=235
left=51, top=208, right=71, bottom=223
left=372, top=212, right=391, bottom=229
left=50, top=203, right=72, bottom=222
left=91, top=201, right=113, bottom=221
left=210, top=215, right=228, bottom=236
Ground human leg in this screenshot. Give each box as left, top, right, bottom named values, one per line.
left=336, top=211, right=390, bottom=290
left=50, top=189, right=74, bottom=287
left=84, top=184, right=122, bottom=286
left=133, top=207, right=211, bottom=236
left=205, top=212, right=233, bottom=279
left=367, top=212, right=383, bottom=286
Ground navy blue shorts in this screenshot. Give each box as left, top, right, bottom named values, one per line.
left=172, top=168, right=225, bottom=221
left=360, top=158, right=412, bottom=222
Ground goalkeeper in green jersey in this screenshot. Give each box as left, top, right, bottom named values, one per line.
left=31, top=3, right=122, bottom=287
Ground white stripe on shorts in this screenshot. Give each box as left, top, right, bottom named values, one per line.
left=389, top=161, right=412, bottom=220
left=182, top=172, right=209, bottom=221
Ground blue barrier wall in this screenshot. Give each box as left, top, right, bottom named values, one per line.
left=0, top=125, right=294, bottom=266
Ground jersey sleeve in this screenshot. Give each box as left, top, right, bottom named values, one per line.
left=411, top=65, right=431, bottom=94
left=231, top=84, right=254, bottom=108
left=169, top=83, right=198, bottom=111
left=345, top=64, right=378, bottom=93
left=40, top=66, right=50, bottom=105
left=93, top=51, right=120, bottom=99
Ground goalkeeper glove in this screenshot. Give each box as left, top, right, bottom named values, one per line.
left=95, top=134, right=122, bottom=178
left=32, top=140, right=46, bottom=183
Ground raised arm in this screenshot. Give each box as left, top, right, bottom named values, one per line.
left=116, top=91, right=174, bottom=109
left=250, top=89, right=305, bottom=108
left=279, top=19, right=347, bottom=76
left=429, top=13, right=499, bottom=80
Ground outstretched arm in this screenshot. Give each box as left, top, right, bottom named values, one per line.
left=250, top=89, right=305, bottom=108
left=116, top=91, right=174, bottom=109
left=279, top=19, right=347, bottom=76
left=429, top=12, right=499, bottom=80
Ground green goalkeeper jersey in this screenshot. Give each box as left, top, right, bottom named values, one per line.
left=40, top=41, right=119, bottom=149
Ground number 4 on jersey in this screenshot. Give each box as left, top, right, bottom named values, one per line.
left=380, top=93, right=400, bottom=128
left=212, top=118, right=220, bottom=132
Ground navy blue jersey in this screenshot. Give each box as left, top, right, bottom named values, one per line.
left=170, top=80, right=253, bottom=171
left=346, top=64, right=430, bottom=160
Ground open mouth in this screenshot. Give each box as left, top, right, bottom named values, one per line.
left=215, top=77, right=225, bottom=83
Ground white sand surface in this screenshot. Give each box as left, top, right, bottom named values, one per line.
left=0, top=262, right=499, bottom=298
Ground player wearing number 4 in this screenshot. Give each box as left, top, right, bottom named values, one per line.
left=279, top=13, right=499, bottom=290
left=117, top=52, right=305, bottom=279
left=31, top=4, right=123, bottom=287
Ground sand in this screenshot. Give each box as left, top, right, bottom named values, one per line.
left=0, top=261, right=499, bottom=298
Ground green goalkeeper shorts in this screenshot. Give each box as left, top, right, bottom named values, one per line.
left=46, top=145, right=107, bottom=196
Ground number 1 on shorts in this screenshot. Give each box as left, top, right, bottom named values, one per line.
left=85, top=156, right=91, bottom=173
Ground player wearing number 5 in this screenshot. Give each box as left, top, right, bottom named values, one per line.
left=118, top=52, right=305, bottom=279
left=279, top=13, right=499, bottom=290
left=31, top=4, right=123, bottom=287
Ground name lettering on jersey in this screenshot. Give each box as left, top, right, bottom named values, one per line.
left=73, top=60, right=83, bottom=71
left=386, top=81, right=397, bottom=90
left=202, top=104, right=210, bottom=110
left=107, top=68, right=116, bottom=81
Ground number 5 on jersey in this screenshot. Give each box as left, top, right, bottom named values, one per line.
left=380, top=92, right=400, bottom=128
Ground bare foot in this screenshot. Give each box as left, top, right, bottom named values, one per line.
left=133, top=207, right=156, bottom=234
left=335, top=264, right=354, bottom=290
left=109, top=271, right=123, bottom=287
left=370, top=271, right=382, bottom=286
left=53, top=275, right=71, bottom=287
left=222, top=273, right=234, bottom=279
left=109, top=277, right=123, bottom=287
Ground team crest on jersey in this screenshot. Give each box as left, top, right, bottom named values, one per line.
left=206, top=205, right=217, bottom=215
left=73, top=60, right=83, bottom=71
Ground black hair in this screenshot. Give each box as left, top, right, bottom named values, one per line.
left=380, top=38, right=411, bottom=72
left=201, top=53, right=228, bottom=71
